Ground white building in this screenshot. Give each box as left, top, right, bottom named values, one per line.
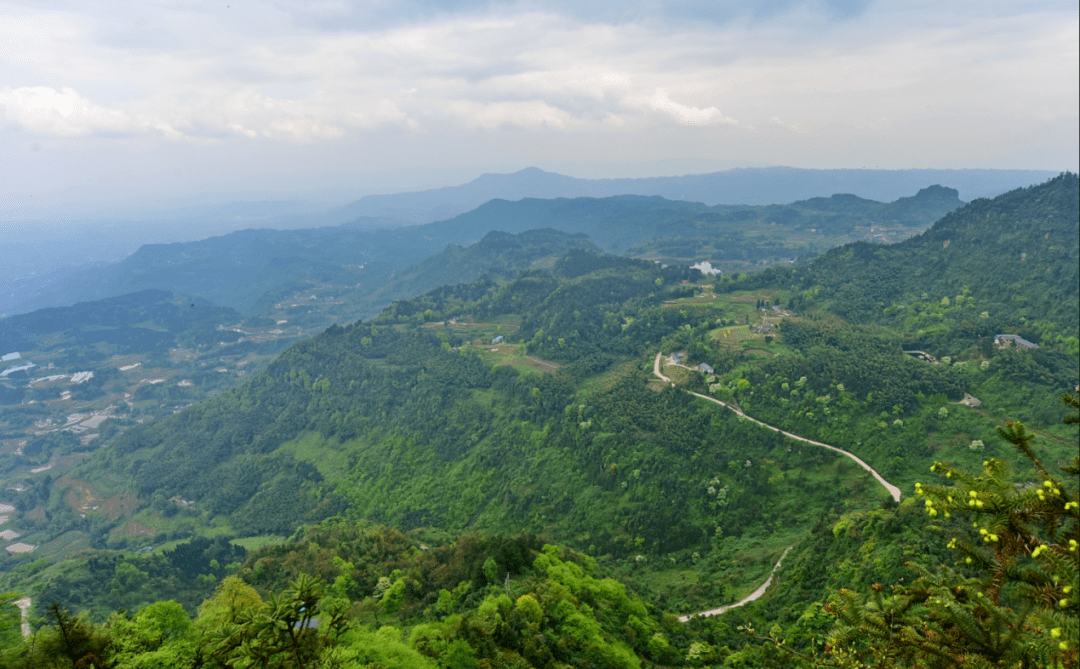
left=690, top=261, right=722, bottom=276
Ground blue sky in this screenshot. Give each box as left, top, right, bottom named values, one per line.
left=1, top=0, right=1076, bottom=219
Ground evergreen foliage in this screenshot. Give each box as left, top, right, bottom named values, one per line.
left=740, top=173, right=1080, bottom=345
left=820, top=398, right=1079, bottom=668
left=0, top=175, right=1075, bottom=669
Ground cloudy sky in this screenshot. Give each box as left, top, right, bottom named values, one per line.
left=1, top=0, right=1077, bottom=219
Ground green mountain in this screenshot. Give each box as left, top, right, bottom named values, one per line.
left=283, top=228, right=600, bottom=324
left=0, top=177, right=1075, bottom=669
left=13, top=187, right=962, bottom=326
left=333, top=165, right=1050, bottom=222
left=0, top=290, right=239, bottom=359
left=744, top=172, right=1080, bottom=346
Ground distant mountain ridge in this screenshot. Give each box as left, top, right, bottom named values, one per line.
left=332, top=166, right=1056, bottom=224
left=747, top=173, right=1080, bottom=340
left=415, top=185, right=963, bottom=256
left=9, top=186, right=962, bottom=320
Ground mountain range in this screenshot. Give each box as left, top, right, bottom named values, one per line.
left=1, top=165, right=1055, bottom=320
left=5, top=184, right=964, bottom=323
left=0, top=174, right=1074, bottom=669
left=330, top=165, right=1056, bottom=224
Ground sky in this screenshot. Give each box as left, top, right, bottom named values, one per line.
left=1, top=0, right=1077, bottom=221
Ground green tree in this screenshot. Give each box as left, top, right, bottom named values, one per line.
left=825, top=396, right=1079, bottom=668
left=0, top=593, right=23, bottom=658
left=26, top=604, right=111, bottom=668
left=105, top=601, right=197, bottom=669
left=200, top=574, right=349, bottom=669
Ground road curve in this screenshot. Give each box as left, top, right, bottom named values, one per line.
left=653, top=351, right=674, bottom=384
left=652, top=352, right=902, bottom=502
left=15, top=597, right=30, bottom=637
left=679, top=546, right=793, bottom=622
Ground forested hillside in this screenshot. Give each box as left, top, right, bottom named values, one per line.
left=0, top=230, right=599, bottom=457
left=1, top=406, right=1074, bottom=668
left=13, top=186, right=961, bottom=324
left=420, top=185, right=961, bottom=257
left=0, top=176, right=1075, bottom=668
left=0, top=290, right=238, bottom=360
left=742, top=172, right=1080, bottom=348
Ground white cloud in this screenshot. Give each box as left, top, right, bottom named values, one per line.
left=447, top=99, right=574, bottom=129
left=2, top=3, right=1073, bottom=142
left=0, top=86, right=136, bottom=136
left=641, top=88, right=737, bottom=126
left=0, top=0, right=1074, bottom=211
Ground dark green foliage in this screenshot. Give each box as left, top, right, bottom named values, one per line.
left=0, top=289, right=239, bottom=357
left=166, top=537, right=247, bottom=580
left=21, top=431, right=89, bottom=461
left=766, top=318, right=964, bottom=411
left=742, top=173, right=1080, bottom=345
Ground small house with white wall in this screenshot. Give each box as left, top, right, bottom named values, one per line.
left=994, top=334, right=1038, bottom=350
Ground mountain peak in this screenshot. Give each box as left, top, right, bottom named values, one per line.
left=913, top=184, right=960, bottom=199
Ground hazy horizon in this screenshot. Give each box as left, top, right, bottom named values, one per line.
left=1, top=0, right=1076, bottom=222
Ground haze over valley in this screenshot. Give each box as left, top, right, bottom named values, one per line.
left=0, top=0, right=1076, bottom=666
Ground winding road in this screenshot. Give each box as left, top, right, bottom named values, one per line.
left=654, top=352, right=901, bottom=503
left=654, top=352, right=903, bottom=620
left=678, top=547, right=793, bottom=622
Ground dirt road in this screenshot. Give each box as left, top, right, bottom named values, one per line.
left=525, top=356, right=561, bottom=372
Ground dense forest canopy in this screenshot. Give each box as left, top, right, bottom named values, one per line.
left=0, top=174, right=1076, bottom=668
left=741, top=173, right=1080, bottom=344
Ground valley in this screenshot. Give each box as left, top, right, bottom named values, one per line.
left=0, top=174, right=1075, bottom=668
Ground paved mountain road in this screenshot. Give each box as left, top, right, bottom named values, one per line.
left=678, top=547, right=794, bottom=621
left=652, top=352, right=903, bottom=620
left=653, top=353, right=902, bottom=502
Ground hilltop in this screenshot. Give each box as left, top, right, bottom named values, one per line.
left=0, top=176, right=1074, bottom=669
left=9, top=185, right=962, bottom=322
left=332, top=165, right=1051, bottom=223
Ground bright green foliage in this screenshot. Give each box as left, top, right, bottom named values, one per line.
left=825, top=402, right=1079, bottom=668
left=237, top=526, right=687, bottom=668
left=105, top=601, right=196, bottom=669
left=0, top=594, right=20, bottom=658
left=330, top=626, right=438, bottom=668
left=200, top=573, right=349, bottom=668
left=0, top=526, right=690, bottom=668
